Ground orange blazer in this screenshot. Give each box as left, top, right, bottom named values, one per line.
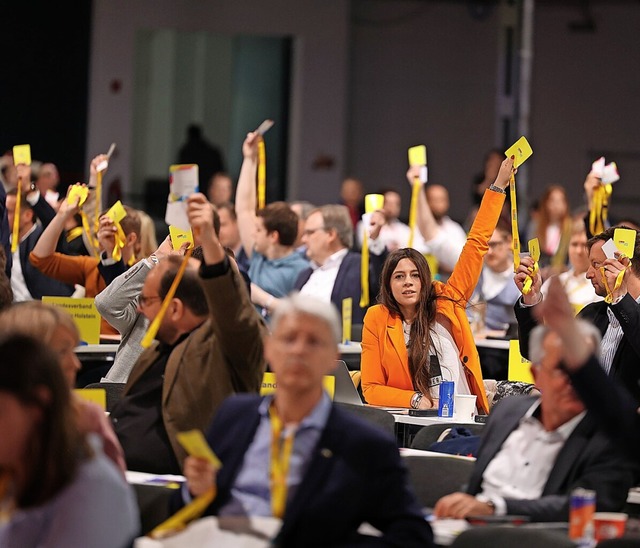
left=361, top=189, right=506, bottom=414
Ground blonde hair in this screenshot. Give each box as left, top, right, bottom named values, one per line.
left=0, top=301, right=78, bottom=344
left=137, top=209, right=158, bottom=258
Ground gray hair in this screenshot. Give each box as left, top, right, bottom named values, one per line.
left=270, top=292, right=341, bottom=346
left=314, top=204, right=354, bottom=249
left=529, top=319, right=602, bottom=365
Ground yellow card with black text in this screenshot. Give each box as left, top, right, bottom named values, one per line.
left=169, top=225, right=194, bottom=250
left=176, top=430, right=222, bottom=469
left=505, top=136, right=533, bottom=168
left=106, top=200, right=127, bottom=224
left=528, top=238, right=540, bottom=262
left=13, top=144, right=31, bottom=166
left=614, top=228, right=636, bottom=259
left=408, top=145, right=427, bottom=167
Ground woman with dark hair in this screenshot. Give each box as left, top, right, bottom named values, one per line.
left=361, top=157, right=515, bottom=414
left=0, top=334, right=138, bottom=547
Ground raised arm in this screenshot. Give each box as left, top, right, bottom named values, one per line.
left=445, top=157, right=513, bottom=301
left=32, top=186, right=82, bottom=259
left=234, top=132, right=261, bottom=258
left=406, top=166, right=439, bottom=242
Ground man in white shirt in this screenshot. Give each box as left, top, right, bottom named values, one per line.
left=294, top=204, right=386, bottom=325
left=434, top=319, right=636, bottom=522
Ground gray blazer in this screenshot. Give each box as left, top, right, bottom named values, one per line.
left=95, top=259, right=151, bottom=383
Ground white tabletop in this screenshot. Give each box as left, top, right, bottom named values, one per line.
left=75, top=344, right=119, bottom=354
left=392, top=413, right=482, bottom=427
left=338, top=342, right=362, bottom=354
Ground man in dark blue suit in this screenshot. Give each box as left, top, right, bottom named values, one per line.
left=177, top=293, right=432, bottom=547
left=294, top=204, right=386, bottom=326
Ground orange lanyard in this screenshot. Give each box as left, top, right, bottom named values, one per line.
left=269, top=403, right=295, bottom=519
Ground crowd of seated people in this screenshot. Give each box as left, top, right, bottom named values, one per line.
left=0, top=135, right=638, bottom=546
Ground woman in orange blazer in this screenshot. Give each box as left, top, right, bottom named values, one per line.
left=361, top=157, right=515, bottom=414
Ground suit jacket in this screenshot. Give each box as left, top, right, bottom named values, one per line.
left=467, top=395, right=637, bottom=522
left=570, top=355, right=640, bottom=460
left=179, top=394, right=433, bottom=548
left=515, top=294, right=640, bottom=402
left=360, top=189, right=506, bottom=413
left=115, top=261, right=267, bottom=468
left=20, top=224, right=74, bottom=299
left=294, top=249, right=386, bottom=325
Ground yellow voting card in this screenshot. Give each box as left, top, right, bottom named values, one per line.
left=508, top=340, right=534, bottom=384
left=74, top=388, right=107, bottom=411
left=13, top=144, right=31, bottom=166
left=342, top=297, right=353, bottom=344
left=67, top=185, right=89, bottom=207
left=613, top=227, right=636, bottom=259
left=528, top=238, right=540, bottom=262
left=505, top=136, right=533, bottom=168
left=364, top=194, right=384, bottom=214
left=105, top=200, right=127, bottom=224
left=408, top=145, right=427, bottom=167
left=261, top=371, right=336, bottom=399
left=176, top=430, right=222, bottom=470
left=169, top=225, right=194, bottom=250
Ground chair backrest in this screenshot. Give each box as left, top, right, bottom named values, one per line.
left=410, top=423, right=485, bottom=451
left=451, top=526, right=574, bottom=547
left=403, top=454, right=474, bottom=509
left=335, top=402, right=396, bottom=436
left=84, top=382, right=126, bottom=412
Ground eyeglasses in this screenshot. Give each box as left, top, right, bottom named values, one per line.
left=487, top=240, right=508, bottom=249
left=302, top=226, right=327, bottom=237
left=139, top=294, right=162, bottom=307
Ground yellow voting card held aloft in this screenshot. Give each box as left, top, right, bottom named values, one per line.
left=528, top=238, right=540, bottom=262
left=505, top=136, right=533, bottom=168
left=613, top=227, right=636, bottom=259
left=13, top=144, right=31, bottom=166
left=67, top=185, right=89, bottom=207
left=408, top=145, right=427, bottom=167
left=169, top=225, right=194, bottom=250
left=342, top=297, right=353, bottom=344
left=106, top=200, right=127, bottom=224
left=176, top=430, right=222, bottom=470
left=364, top=194, right=384, bottom=214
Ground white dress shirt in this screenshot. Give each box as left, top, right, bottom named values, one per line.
left=479, top=400, right=585, bottom=515
left=299, top=248, right=349, bottom=304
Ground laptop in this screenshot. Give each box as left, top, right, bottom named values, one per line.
left=330, top=360, right=364, bottom=406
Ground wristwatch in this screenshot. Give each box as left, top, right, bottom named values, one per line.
left=488, top=184, right=506, bottom=194
left=410, top=392, right=424, bottom=409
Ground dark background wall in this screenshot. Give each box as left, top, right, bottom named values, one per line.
left=0, top=3, right=91, bottom=190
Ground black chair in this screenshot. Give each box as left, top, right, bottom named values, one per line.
left=335, top=402, right=396, bottom=437
left=403, top=454, right=474, bottom=509
left=84, top=382, right=126, bottom=412
left=450, top=526, right=574, bottom=547
left=410, top=423, right=485, bottom=451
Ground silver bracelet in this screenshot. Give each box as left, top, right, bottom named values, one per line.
left=488, top=184, right=506, bottom=194
left=411, top=392, right=423, bottom=409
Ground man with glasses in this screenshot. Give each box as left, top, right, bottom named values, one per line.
left=109, top=193, right=266, bottom=475
left=434, top=316, right=636, bottom=522
left=293, top=203, right=386, bottom=325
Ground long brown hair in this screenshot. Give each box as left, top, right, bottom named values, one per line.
left=379, top=248, right=438, bottom=402
left=0, top=335, right=88, bottom=508
left=536, top=185, right=571, bottom=264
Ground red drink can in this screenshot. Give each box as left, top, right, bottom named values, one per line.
left=569, top=488, right=596, bottom=540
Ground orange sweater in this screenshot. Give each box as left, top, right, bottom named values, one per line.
left=29, top=251, right=117, bottom=336
left=361, top=189, right=506, bottom=414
